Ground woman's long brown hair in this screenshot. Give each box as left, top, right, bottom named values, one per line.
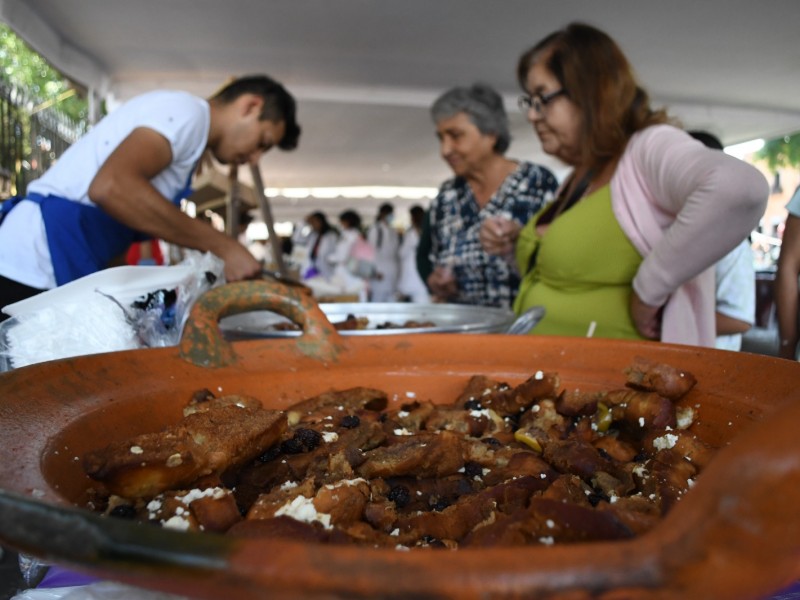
left=517, top=23, right=671, bottom=173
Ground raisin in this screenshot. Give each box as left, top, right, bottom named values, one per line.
left=482, top=437, right=502, bottom=447
left=387, top=485, right=411, bottom=508
left=257, top=444, right=281, bottom=463
left=341, top=415, right=360, bottom=429
left=295, top=428, right=322, bottom=451
left=280, top=438, right=305, bottom=454
left=422, top=535, right=446, bottom=548
left=109, top=504, right=137, bottom=519
left=431, top=498, right=450, bottom=512
left=464, top=399, right=482, bottom=410
left=587, top=492, right=608, bottom=507
left=597, top=447, right=612, bottom=461
left=463, top=461, right=483, bottom=478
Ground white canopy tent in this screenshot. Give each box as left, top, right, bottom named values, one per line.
left=3, top=0, right=799, bottom=223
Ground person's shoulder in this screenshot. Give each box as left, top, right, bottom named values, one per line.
left=123, top=90, right=206, bottom=118
left=516, top=160, right=558, bottom=186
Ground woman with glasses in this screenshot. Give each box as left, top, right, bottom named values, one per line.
left=421, top=83, right=558, bottom=308
left=480, top=22, right=768, bottom=345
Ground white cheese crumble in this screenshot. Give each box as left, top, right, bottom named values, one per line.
left=469, top=409, right=492, bottom=419
left=405, top=391, right=416, bottom=399
left=166, top=453, right=183, bottom=467
left=390, top=528, right=400, bottom=537
left=398, top=410, right=410, bottom=418
left=638, top=417, right=645, bottom=427
left=538, top=536, right=554, bottom=546
left=322, top=431, right=339, bottom=443
left=534, top=370, right=544, bottom=380
left=176, top=487, right=227, bottom=504
left=280, top=481, right=298, bottom=491
left=546, top=519, right=555, bottom=529
left=652, top=433, right=679, bottom=451
left=393, top=427, right=413, bottom=436
left=274, top=495, right=332, bottom=529
left=129, top=446, right=144, bottom=455
left=163, top=515, right=191, bottom=531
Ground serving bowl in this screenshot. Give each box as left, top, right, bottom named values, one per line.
left=219, top=301, right=517, bottom=338
left=0, top=280, right=798, bottom=599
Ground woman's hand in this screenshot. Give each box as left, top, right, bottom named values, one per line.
left=630, top=291, right=662, bottom=340
left=479, top=216, right=521, bottom=257
left=427, top=265, right=458, bottom=302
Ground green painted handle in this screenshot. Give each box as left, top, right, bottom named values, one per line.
left=179, top=280, right=343, bottom=368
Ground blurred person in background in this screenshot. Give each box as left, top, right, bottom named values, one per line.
left=328, top=209, right=373, bottom=301
left=398, top=204, right=430, bottom=303
left=481, top=23, right=767, bottom=345
left=421, top=83, right=558, bottom=308
left=687, top=130, right=755, bottom=351
left=689, top=130, right=756, bottom=351
left=0, top=75, right=301, bottom=314
left=776, top=185, right=800, bottom=360
left=302, top=211, right=339, bottom=279
left=367, top=202, right=400, bottom=302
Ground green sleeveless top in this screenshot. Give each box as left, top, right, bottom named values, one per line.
left=513, top=185, right=646, bottom=340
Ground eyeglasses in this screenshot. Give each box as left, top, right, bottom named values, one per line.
left=518, top=89, right=567, bottom=114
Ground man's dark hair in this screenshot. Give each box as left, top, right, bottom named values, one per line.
left=212, top=75, right=301, bottom=150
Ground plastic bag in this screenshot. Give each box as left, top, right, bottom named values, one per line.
left=0, top=252, right=223, bottom=370
left=127, top=251, right=223, bottom=348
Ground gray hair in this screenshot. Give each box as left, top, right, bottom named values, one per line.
left=430, top=83, right=511, bottom=154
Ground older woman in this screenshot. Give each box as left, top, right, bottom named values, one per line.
left=421, top=83, right=558, bottom=308
left=480, top=23, right=768, bottom=345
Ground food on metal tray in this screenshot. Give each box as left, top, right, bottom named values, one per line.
left=270, top=313, right=435, bottom=332
left=84, top=357, right=709, bottom=549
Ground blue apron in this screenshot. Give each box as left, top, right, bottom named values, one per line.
left=0, top=172, right=194, bottom=286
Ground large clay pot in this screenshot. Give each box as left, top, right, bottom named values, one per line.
left=0, top=280, right=798, bottom=599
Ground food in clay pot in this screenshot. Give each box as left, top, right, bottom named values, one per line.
left=83, top=356, right=710, bottom=549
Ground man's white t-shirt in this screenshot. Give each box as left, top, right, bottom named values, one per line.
left=0, top=90, right=210, bottom=289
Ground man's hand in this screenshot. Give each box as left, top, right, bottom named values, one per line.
left=214, top=237, right=262, bottom=282
left=630, top=291, right=662, bottom=340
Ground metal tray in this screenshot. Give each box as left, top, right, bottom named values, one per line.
left=220, top=302, right=516, bottom=338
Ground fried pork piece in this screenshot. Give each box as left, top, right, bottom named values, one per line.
left=285, top=387, right=387, bottom=426
left=145, top=486, right=242, bottom=533
left=84, top=395, right=287, bottom=499
left=463, top=496, right=634, bottom=547
left=356, top=430, right=465, bottom=479
left=393, top=475, right=549, bottom=544
left=635, top=448, right=698, bottom=514
left=454, top=372, right=560, bottom=416
left=603, top=389, right=677, bottom=431
left=624, top=356, right=697, bottom=400
left=247, top=475, right=371, bottom=531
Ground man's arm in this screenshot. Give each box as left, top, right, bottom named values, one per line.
left=775, top=214, right=800, bottom=360
left=88, top=127, right=260, bottom=282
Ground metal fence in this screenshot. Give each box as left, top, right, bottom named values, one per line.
left=0, top=80, right=86, bottom=198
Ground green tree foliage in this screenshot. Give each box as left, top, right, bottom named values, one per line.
left=755, top=131, right=800, bottom=171
left=0, top=23, right=88, bottom=122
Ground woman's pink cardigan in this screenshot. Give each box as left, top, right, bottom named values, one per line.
left=611, top=125, right=768, bottom=346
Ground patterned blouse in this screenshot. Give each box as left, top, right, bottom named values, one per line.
left=427, top=161, right=558, bottom=308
